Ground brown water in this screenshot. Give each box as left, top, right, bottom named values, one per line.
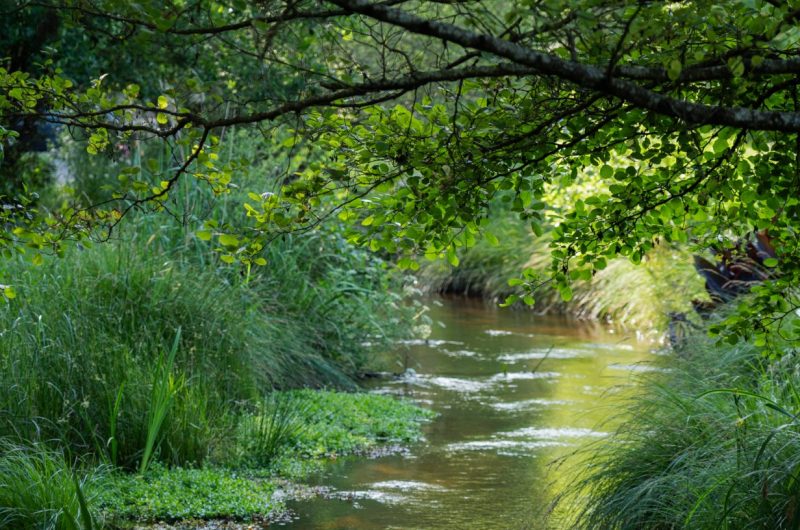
left=279, top=297, right=658, bottom=529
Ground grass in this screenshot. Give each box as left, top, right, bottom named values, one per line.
left=0, top=390, right=432, bottom=527
left=0, top=221, right=413, bottom=470
left=556, top=325, right=800, bottom=529
left=98, top=390, right=434, bottom=525
left=0, top=127, right=428, bottom=528
left=0, top=442, right=102, bottom=530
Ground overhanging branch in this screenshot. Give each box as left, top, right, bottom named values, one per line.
left=330, top=0, right=800, bottom=133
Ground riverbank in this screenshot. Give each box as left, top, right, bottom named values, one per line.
left=555, top=324, right=800, bottom=529
left=1, top=390, right=434, bottom=528
left=97, top=390, right=434, bottom=526
left=0, top=218, right=432, bottom=529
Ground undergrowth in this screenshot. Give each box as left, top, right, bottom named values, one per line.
left=0, top=442, right=102, bottom=530
left=98, top=390, right=434, bottom=524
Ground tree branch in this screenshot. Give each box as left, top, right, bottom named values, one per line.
left=330, top=0, right=800, bottom=133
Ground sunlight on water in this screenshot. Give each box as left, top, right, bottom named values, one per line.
left=280, top=296, right=655, bottom=530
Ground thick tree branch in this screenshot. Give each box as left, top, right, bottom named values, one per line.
left=330, top=0, right=800, bottom=133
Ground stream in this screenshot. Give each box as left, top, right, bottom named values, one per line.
left=279, top=296, right=658, bottom=529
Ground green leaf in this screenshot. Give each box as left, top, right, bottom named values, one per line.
left=196, top=230, right=212, bottom=241
left=219, top=234, right=239, bottom=247
left=727, top=56, right=745, bottom=77
left=158, top=95, right=169, bottom=109
left=713, top=137, right=729, bottom=154
left=558, top=285, right=573, bottom=302
left=446, top=248, right=460, bottom=267
left=3, top=286, right=16, bottom=299
left=522, top=295, right=535, bottom=306
left=156, top=113, right=169, bottom=125
left=763, top=258, right=779, bottom=268
left=667, top=59, right=682, bottom=81
left=500, top=294, right=518, bottom=307
left=220, top=255, right=235, bottom=264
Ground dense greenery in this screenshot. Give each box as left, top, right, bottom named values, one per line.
left=0, top=391, right=432, bottom=527
left=0, top=217, right=414, bottom=465
left=5, top=1, right=800, bottom=528
left=2, top=0, right=800, bottom=345
left=418, top=214, right=706, bottom=330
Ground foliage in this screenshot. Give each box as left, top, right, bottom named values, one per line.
left=0, top=442, right=102, bottom=530
left=98, top=390, right=433, bottom=524
left=98, top=465, right=279, bottom=523
left=419, top=213, right=705, bottom=330
left=559, top=326, right=800, bottom=529
left=281, top=389, right=436, bottom=455
left=1, top=0, right=799, bottom=343
left=139, top=329, right=183, bottom=474
left=238, top=393, right=309, bottom=468
left=0, top=219, right=413, bottom=469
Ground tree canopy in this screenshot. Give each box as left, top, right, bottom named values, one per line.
left=3, top=0, right=800, bottom=345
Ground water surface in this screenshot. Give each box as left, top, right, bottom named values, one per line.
left=280, top=297, right=655, bottom=529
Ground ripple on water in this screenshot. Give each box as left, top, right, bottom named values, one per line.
left=483, top=329, right=528, bottom=337
left=327, top=490, right=407, bottom=506
left=497, top=348, right=588, bottom=362
left=498, top=427, right=608, bottom=439
left=488, top=398, right=574, bottom=412
left=370, top=481, right=448, bottom=492
left=427, top=376, right=493, bottom=392
left=487, top=371, right=560, bottom=382
left=442, top=349, right=480, bottom=358
left=396, top=339, right=464, bottom=347
left=445, top=439, right=568, bottom=455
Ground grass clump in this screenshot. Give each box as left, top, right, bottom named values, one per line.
left=559, top=328, right=800, bottom=529
left=0, top=442, right=102, bottom=530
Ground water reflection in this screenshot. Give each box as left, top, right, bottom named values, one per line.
left=280, top=296, right=654, bottom=529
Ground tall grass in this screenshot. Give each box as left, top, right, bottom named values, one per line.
left=139, top=329, right=183, bottom=474
left=0, top=221, right=413, bottom=469
left=0, top=442, right=101, bottom=530
left=557, top=328, right=800, bottom=529
left=238, top=393, right=309, bottom=467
